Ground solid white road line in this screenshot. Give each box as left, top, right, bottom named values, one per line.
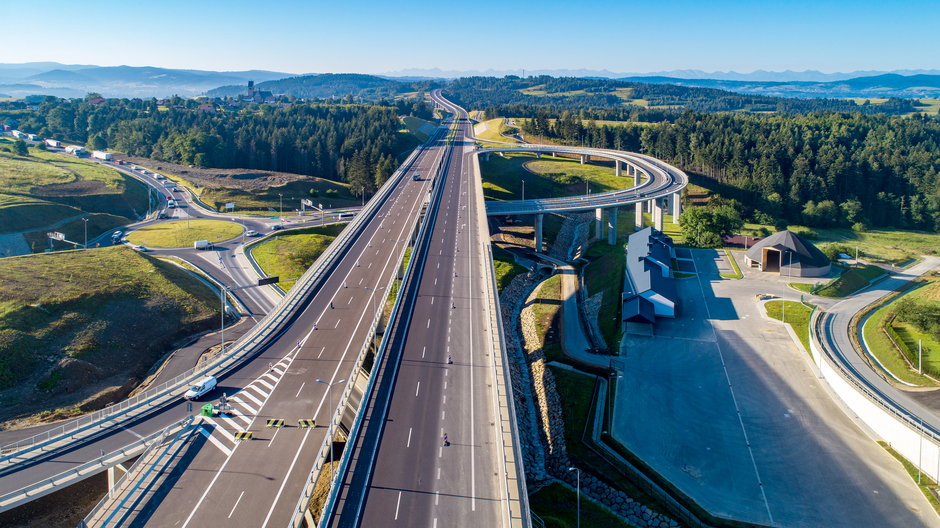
left=295, top=382, right=306, bottom=398
left=395, top=491, right=402, bottom=520
left=415, top=382, right=420, bottom=397
left=407, top=427, right=412, bottom=448
left=228, top=491, right=245, bottom=519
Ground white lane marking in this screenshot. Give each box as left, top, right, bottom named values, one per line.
left=407, top=427, right=412, bottom=448
left=267, top=427, right=280, bottom=447
left=422, top=346, right=426, bottom=358
left=318, top=346, right=326, bottom=359
left=199, top=424, right=233, bottom=456
left=121, top=426, right=144, bottom=440
left=227, top=490, right=245, bottom=519
left=442, top=395, right=446, bottom=404
left=217, top=413, right=242, bottom=432
left=441, top=411, right=445, bottom=420
left=395, top=491, right=402, bottom=520
left=427, top=318, right=430, bottom=328
left=238, top=389, right=264, bottom=408
left=230, top=396, right=257, bottom=415
left=347, top=297, right=352, bottom=305
left=256, top=379, right=275, bottom=392
left=443, top=381, right=447, bottom=390
left=434, top=518, right=438, bottom=528
left=335, top=319, right=341, bottom=329
left=263, top=372, right=278, bottom=383
left=295, top=382, right=306, bottom=398
left=430, top=297, right=434, bottom=305
left=435, top=491, right=439, bottom=505
left=437, top=467, right=441, bottom=480
left=415, top=382, right=420, bottom=397
left=438, top=446, right=442, bottom=458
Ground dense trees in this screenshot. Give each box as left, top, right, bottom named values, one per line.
left=679, top=205, right=744, bottom=247
left=2, top=97, right=431, bottom=195
left=513, top=111, right=940, bottom=231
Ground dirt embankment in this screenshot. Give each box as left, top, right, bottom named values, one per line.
left=120, top=155, right=310, bottom=191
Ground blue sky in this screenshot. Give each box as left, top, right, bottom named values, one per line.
left=1, top=0, right=936, bottom=74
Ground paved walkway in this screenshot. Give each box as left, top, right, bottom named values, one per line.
left=533, top=253, right=611, bottom=368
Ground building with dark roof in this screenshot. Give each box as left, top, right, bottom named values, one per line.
left=744, top=230, right=831, bottom=277
left=622, top=227, right=678, bottom=325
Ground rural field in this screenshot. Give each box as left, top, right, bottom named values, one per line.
left=0, top=140, right=148, bottom=250
left=0, top=246, right=218, bottom=424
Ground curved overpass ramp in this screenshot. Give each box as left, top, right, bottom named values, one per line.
left=475, top=144, right=689, bottom=248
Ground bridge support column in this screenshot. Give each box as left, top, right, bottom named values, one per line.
left=580, top=154, right=586, bottom=165
left=534, top=214, right=544, bottom=253
left=536, top=151, right=541, bottom=158
left=607, top=207, right=618, bottom=245
left=635, top=202, right=644, bottom=229
left=552, top=152, right=556, bottom=158
left=108, top=463, right=128, bottom=498
left=672, top=191, right=682, bottom=223
left=483, top=152, right=490, bottom=162
left=653, top=198, right=664, bottom=231
left=615, top=160, right=622, bottom=177
left=595, top=208, right=603, bottom=240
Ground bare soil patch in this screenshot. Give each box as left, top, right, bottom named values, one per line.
left=120, top=155, right=311, bottom=191
left=32, top=179, right=111, bottom=197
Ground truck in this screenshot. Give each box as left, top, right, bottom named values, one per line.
left=65, top=145, right=87, bottom=157
left=193, top=240, right=213, bottom=250
left=91, top=150, right=113, bottom=161
left=27, top=133, right=39, bottom=141
left=44, top=139, right=61, bottom=148
left=10, top=130, right=25, bottom=139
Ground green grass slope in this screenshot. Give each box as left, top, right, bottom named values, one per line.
left=249, top=224, right=346, bottom=291
left=0, top=246, right=218, bottom=422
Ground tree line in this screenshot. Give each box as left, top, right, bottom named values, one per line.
left=445, top=76, right=919, bottom=116
left=0, top=96, right=433, bottom=196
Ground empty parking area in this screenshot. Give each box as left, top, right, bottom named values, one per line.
left=611, top=249, right=938, bottom=527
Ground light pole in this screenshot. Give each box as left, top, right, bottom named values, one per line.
left=783, top=250, right=792, bottom=323
left=568, top=466, right=580, bottom=528
left=521, top=179, right=525, bottom=201
left=316, top=378, right=346, bottom=490
left=278, top=193, right=283, bottom=217
left=82, top=217, right=89, bottom=248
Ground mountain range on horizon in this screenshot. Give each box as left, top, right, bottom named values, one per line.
left=2, top=62, right=940, bottom=100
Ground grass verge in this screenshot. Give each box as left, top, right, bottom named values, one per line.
left=720, top=249, right=742, bottom=279
left=764, top=300, right=814, bottom=357
left=529, top=482, right=632, bottom=528
left=492, top=246, right=527, bottom=291
left=815, top=265, right=885, bottom=297
left=480, top=152, right=633, bottom=202
left=126, top=219, right=244, bottom=248
left=248, top=224, right=345, bottom=292
left=877, top=441, right=940, bottom=516
left=584, top=242, right=625, bottom=349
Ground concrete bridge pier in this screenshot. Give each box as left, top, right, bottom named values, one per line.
left=635, top=202, right=644, bottom=229
left=483, top=152, right=490, bottom=162
left=672, top=191, right=682, bottom=223
left=615, top=160, right=622, bottom=177
left=595, top=208, right=604, bottom=240
left=536, top=151, right=541, bottom=158
left=653, top=198, right=664, bottom=231
left=534, top=213, right=544, bottom=253
left=580, top=154, right=586, bottom=165
left=607, top=207, right=618, bottom=245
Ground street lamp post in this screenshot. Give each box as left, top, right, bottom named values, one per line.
left=783, top=250, right=793, bottom=323
left=316, top=378, right=347, bottom=491
left=278, top=193, right=283, bottom=217
left=568, top=467, right=581, bottom=528
left=521, top=179, right=525, bottom=201
left=82, top=217, right=89, bottom=248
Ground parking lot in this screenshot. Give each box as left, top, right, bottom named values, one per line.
left=611, top=249, right=938, bottom=527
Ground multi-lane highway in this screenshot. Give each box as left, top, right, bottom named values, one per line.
left=327, top=93, right=520, bottom=527
left=101, top=125, right=448, bottom=527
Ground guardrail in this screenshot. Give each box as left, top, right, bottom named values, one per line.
left=78, top=416, right=194, bottom=526
left=0, top=417, right=192, bottom=514
left=307, top=120, right=456, bottom=527
left=812, top=311, right=940, bottom=444
left=0, top=143, right=427, bottom=470
left=479, top=146, right=688, bottom=216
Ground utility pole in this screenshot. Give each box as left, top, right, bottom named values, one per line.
left=278, top=193, right=283, bottom=217
left=82, top=217, right=89, bottom=248
left=568, top=467, right=581, bottom=528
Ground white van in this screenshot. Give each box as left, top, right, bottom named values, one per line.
left=184, top=376, right=217, bottom=400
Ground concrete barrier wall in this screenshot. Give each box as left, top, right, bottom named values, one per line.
left=810, top=314, right=940, bottom=482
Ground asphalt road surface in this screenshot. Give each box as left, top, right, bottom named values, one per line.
left=128, top=132, right=447, bottom=528
left=330, top=100, right=508, bottom=527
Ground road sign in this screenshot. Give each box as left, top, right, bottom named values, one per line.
left=225, top=202, right=235, bottom=210
left=47, top=231, right=65, bottom=240
left=301, top=198, right=313, bottom=207
left=258, top=276, right=279, bottom=286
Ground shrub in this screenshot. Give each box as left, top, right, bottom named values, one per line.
left=852, top=221, right=868, bottom=232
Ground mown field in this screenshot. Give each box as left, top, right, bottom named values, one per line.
left=0, top=139, right=148, bottom=244
left=126, top=219, right=244, bottom=248
left=249, top=224, right=346, bottom=291
left=0, top=246, right=218, bottom=423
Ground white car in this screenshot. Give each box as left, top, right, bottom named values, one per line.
left=184, top=376, right=217, bottom=400
left=245, top=230, right=258, bottom=237
left=131, top=244, right=147, bottom=252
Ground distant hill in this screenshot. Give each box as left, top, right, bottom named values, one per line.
left=618, top=73, right=940, bottom=99
left=206, top=73, right=429, bottom=100
left=0, top=62, right=293, bottom=98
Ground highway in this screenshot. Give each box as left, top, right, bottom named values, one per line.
left=107, top=126, right=447, bottom=527
left=0, top=132, right=440, bottom=517
left=328, top=92, right=515, bottom=527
